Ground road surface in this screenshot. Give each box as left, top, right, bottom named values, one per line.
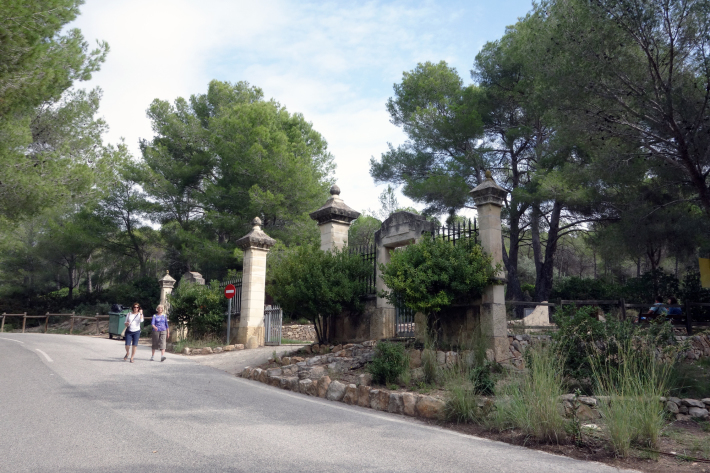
left=0, top=334, right=637, bottom=472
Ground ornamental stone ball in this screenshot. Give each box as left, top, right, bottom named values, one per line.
left=485, top=170, right=492, bottom=179
left=330, top=185, right=341, bottom=196
left=252, top=216, right=262, bottom=227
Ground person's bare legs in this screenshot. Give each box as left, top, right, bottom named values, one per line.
left=130, top=345, right=137, bottom=362
left=124, top=345, right=130, bottom=360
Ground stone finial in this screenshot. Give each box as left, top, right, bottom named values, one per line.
left=470, top=172, right=507, bottom=207
left=158, top=270, right=176, bottom=288
left=309, top=185, right=360, bottom=225
left=236, top=217, right=276, bottom=250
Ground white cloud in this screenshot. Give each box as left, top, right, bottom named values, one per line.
left=71, top=0, right=532, bottom=214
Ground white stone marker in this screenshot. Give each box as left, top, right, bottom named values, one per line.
left=309, top=185, right=360, bottom=252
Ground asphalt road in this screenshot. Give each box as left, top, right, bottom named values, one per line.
left=0, top=334, right=637, bottom=473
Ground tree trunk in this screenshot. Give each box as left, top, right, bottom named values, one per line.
left=534, top=201, right=562, bottom=302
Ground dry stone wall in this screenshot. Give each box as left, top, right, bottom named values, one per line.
left=282, top=324, right=316, bottom=342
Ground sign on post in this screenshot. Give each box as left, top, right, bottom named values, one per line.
left=224, top=284, right=236, bottom=299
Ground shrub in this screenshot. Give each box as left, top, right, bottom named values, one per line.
left=379, top=236, right=498, bottom=319
left=168, top=281, right=226, bottom=339
left=268, top=245, right=371, bottom=344
left=368, top=341, right=409, bottom=385
left=493, top=344, right=567, bottom=443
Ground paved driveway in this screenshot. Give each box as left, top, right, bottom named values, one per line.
left=0, top=334, right=638, bottom=473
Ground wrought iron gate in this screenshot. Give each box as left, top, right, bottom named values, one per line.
left=264, top=305, right=282, bottom=346
left=395, top=296, right=415, bottom=337
left=219, top=276, right=242, bottom=317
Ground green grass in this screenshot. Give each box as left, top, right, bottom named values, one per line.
left=669, top=361, right=710, bottom=399
left=172, top=336, right=225, bottom=353
left=491, top=344, right=568, bottom=443
left=590, top=340, right=672, bottom=457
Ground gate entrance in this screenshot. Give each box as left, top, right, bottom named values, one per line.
left=264, top=305, right=282, bottom=346
left=395, top=296, right=415, bottom=337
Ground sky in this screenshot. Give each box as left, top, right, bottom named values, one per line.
left=69, top=0, right=533, bottom=216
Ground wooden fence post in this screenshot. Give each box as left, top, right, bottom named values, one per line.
left=619, top=299, right=626, bottom=321
left=70, top=313, right=75, bottom=335
left=685, top=300, right=692, bottom=336
left=22, top=313, right=27, bottom=333
left=44, top=312, right=49, bottom=333
left=1, top=314, right=5, bottom=333
left=96, top=313, right=100, bottom=335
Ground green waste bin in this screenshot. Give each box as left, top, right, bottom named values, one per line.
left=108, top=308, right=144, bottom=339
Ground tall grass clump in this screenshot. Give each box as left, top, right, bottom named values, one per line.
left=590, top=339, right=672, bottom=457
left=493, top=344, right=567, bottom=443
left=368, top=341, right=409, bottom=385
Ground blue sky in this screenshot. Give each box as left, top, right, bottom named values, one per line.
left=70, top=0, right=533, bottom=215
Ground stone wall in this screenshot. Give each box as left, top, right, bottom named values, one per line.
left=282, top=324, right=317, bottom=342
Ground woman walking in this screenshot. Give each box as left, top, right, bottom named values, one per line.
left=123, top=303, right=144, bottom=363
left=151, top=305, right=170, bottom=362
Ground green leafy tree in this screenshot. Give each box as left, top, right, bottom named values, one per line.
left=379, top=237, right=497, bottom=318
left=268, top=245, right=371, bottom=344
left=168, top=281, right=226, bottom=339
left=0, top=1, right=108, bottom=220
left=140, top=80, right=334, bottom=277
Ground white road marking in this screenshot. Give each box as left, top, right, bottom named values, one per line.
left=0, top=337, right=24, bottom=344
left=36, top=349, right=53, bottom=362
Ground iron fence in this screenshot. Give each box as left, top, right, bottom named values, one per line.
left=219, top=276, right=243, bottom=316
left=350, top=244, right=377, bottom=294
left=433, top=218, right=478, bottom=246
left=264, top=305, right=282, bottom=346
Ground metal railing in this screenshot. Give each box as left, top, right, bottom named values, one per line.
left=219, top=276, right=243, bottom=316
left=264, top=305, right=282, bottom=346
left=350, top=244, right=377, bottom=294
left=434, top=217, right=478, bottom=246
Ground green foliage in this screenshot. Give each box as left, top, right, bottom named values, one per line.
left=492, top=344, right=568, bottom=443
left=267, top=245, right=371, bottom=344
left=590, top=339, right=672, bottom=457
left=379, top=236, right=497, bottom=317
left=367, top=341, right=409, bottom=386
left=139, top=79, right=333, bottom=277
left=168, top=281, right=226, bottom=339
left=552, top=306, right=635, bottom=385
left=551, top=277, right=618, bottom=301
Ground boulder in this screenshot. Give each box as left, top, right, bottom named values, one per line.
left=679, top=405, right=689, bottom=414
left=241, top=367, right=252, bottom=378
left=298, top=379, right=313, bottom=395
left=665, top=401, right=680, bottom=414
left=234, top=344, right=244, bottom=350
left=269, top=376, right=281, bottom=387
left=388, top=393, right=404, bottom=414
left=676, top=413, right=692, bottom=421
left=402, top=393, right=417, bottom=416
left=377, top=391, right=390, bottom=411
left=576, top=404, right=601, bottom=421
left=266, top=368, right=283, bottom=378
left=326, top=381, right=347, bottom=401
left=202, top=347, right=213, bottom=354
left=258, top=369, right=268, bottom=384
left=689, top=407, right=710, bottom=419
left=357, top=385, right=371, bottom=407
left=343, top=384, right=358, bottom=405
left=445, top=351, right=458, bottom=365
left=213, top=347, right=223, bottom=353
left=308, top=366, right=326, bottom=380
left=191, top=348, right=202, bottom=355
left=436, top=351, right=446, bottom=365
left=357, top=373, right=372, bottom=386
left=370, top=390, right=385, bottom=410
left=182, top=347, right=191, bottom=355
left=702, top=398, right=710, bottom=406
left=251, top=368, right=262, bottom=381
left=223, top=345, right=235, bottom=352
left=317, top=376, right=331, bottom=398
left=416, top=396, right=445, bottom=419
left=668, top=397, right=682, bottom=405
left=682, top=399, right=705, bottom=409
left=578, top=396, right=597, bottom=407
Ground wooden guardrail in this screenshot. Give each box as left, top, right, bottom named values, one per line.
left=0, top=313, right=155, bottom=336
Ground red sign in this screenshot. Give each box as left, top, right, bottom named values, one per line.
left=224, top=284, right=236, bottom=299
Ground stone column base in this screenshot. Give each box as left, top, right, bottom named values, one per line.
left=370, top=307, right=395, bottom=339
left=236, top=326, right=264, bottom=348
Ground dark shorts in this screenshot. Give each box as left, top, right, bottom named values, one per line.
left=125, top=330, right=140, bottom=346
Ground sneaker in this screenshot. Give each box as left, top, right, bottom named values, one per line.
left=161, top=356, right=166, bottom=362
left=150, top=357, right=154, bottom=361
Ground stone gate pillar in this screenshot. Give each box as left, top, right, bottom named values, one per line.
left=309, top=185, right=360, bottom=251
left=470, top=171, right=508, bottom=362
left=235, top=217, right=276, bottom=348
left=158, top=270, right=176, bottom=311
